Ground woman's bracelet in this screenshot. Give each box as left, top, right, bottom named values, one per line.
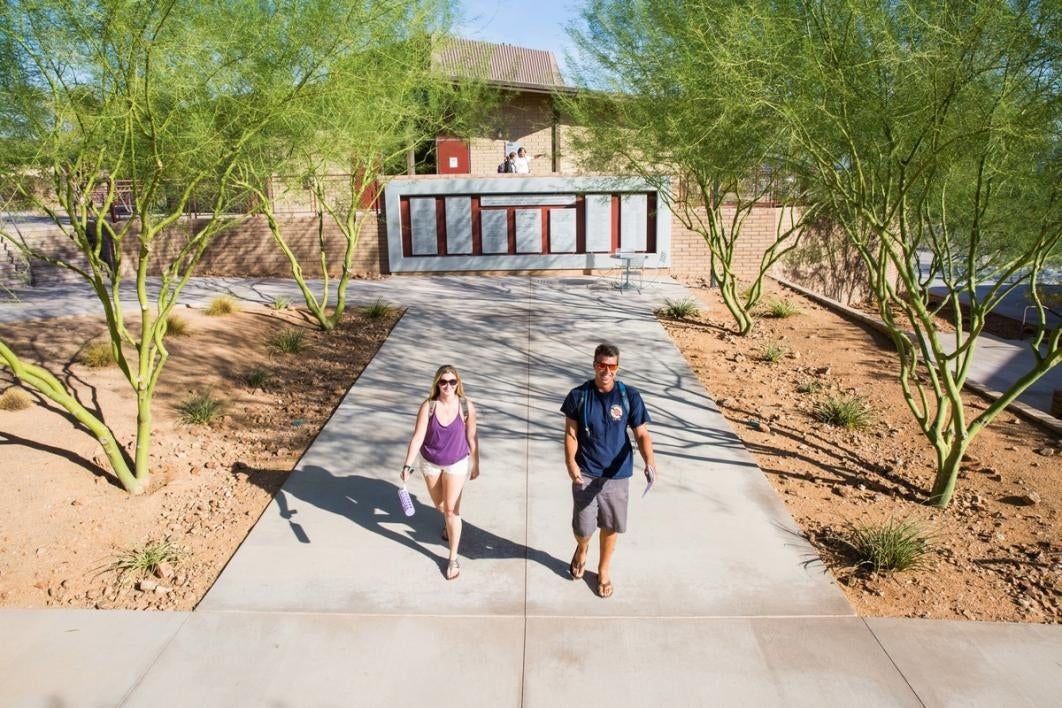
left=402, top=464, right=415, bottom=474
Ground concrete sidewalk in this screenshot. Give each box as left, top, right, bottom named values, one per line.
left=1, top=275, right=1060, bottom=707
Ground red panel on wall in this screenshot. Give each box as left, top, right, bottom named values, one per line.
left=436, top=137, right=470, bottom=174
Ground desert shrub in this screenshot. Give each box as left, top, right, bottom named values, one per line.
left=108, top=539, right=183, bottom=578
left=362, top=297, right=391, bottom=319
left=177, top=390, right=224, bottom=425
left=814, top=394, right=873, bottom=429
left=205, top=295, right=239, bottom=316
left=79, top=340, right=116, bottom=368
left=842, top=518, right=934, bottom=574
left=0, top=387, right=33, bottom=410
left=658, top=298, right=701, bottom=319
left=763, top=298, right=801, bottom=318
left=166, top=314, right=190, bottom=336
left=244, top=368, right=271, bottom=389
left=270, top=296, right=291, bottom=311
left=796, top=378, right=826, bottom=394
left=758, top=341, right=789, bottom=363
left=271, top=327, right=307, bottom=354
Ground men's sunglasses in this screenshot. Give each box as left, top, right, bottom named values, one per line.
left=439, top=378, right=458, bottom=387
left=594, top=362, right=618, bottom=372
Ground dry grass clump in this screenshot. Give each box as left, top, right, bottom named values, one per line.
left=0, top=387, right=33, bottom=411
left=166, top=314, right=190, bottom=336
left=205, top=295, right=239, bottom=316
left=79, top=340, right=116, bottom=368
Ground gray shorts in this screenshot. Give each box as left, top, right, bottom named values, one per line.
left=572, top=474, right=629, bottom=536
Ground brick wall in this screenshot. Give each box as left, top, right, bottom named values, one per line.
left=469, top=92, right=557, bottom=175
left=117, top=212, right=387, bottom=278
left=667, top=204, right=795, bottom=282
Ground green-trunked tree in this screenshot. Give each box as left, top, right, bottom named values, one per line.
left=0, top=0, right=455, bottom=493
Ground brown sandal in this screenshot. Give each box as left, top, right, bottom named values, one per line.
left=569, top=551, right=586, bottom=580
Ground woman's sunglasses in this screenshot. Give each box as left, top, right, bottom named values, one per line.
left=438, top=378, right=458, bottom=387
left=594, top=362, right=618, bottom=372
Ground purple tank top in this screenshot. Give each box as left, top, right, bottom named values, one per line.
left=420, top=401, right=470, bottom=466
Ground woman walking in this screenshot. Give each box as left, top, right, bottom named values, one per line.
left=401, top=365, right=479, bottom=580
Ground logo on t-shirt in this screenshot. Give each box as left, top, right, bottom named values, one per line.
left=609, top=404, right=623, bottom=421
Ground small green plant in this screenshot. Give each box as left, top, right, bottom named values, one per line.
left=362, top=297, right=391, bottom=319
left=815, top=394, right=873, bottom=429
left=764, top=298, right=801, bottom=318
left=796, top=378, right=825, bottom=394
left=177, top=390, right=225, bottom=425
left=205, top=295, right=239, bottom=316
left=0, top=387, right=33, bottom=411
left=108, top=539, right=183, bottom=579
left=244, top=368, right=271, bottom=389
left=270, top=296, right=291, bottom=311
left=841, top=518, right=934, bottom=574
left=79, top=340, right=116, bottom=368
left=271, top=327, right=307, bottom=354
left=758, top=341, right=789, bottom=363
left=166, top=314, right=190, bottom=336
left=658, top=298, right=701, bottom=319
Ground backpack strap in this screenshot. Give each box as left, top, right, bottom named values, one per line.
left=428, top=397, right=469, bottom=420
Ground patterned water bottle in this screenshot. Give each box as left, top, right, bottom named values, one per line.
left=398, top=485, right=415, bottom=517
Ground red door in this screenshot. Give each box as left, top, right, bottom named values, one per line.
left=436, top=137, right=470, bottom=174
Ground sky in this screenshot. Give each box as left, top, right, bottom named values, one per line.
left=454, top=0, right=585, bottom=79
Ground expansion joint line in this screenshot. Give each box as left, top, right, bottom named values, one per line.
left=519, top=276, right=533, bottom=708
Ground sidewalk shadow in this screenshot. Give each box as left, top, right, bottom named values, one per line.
left=275, top=465, right=569, bottom=578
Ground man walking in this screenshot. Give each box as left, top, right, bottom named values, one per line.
left=561, top=342, right=656, bottom=598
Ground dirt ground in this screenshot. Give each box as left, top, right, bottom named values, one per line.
left=0, top=301, right=399, bottom=610
left=0, top=279, right=1058, bottom=621
left=661, top=280, right=1060, bottom=623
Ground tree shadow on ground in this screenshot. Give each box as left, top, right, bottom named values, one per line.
left=235, top=464, right=570, bottom=579
left=724, top=400, right=927, bottom=502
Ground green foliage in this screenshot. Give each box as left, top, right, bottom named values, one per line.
left=362, top=298, right=392, bottom=319
left=239, top=1, right=471, bottom=332
left=796, top=378, right=825, bottom=395
left=763, top=298, right=800, bottom=318
left=177, top=391, right=225, bottom=425
left=79, top=340, right=116, bottom=368
left=657, top=298, right=701, bottom=319
left=567, top=0, right=817, bottom=335
left=758, top=341, right=789, bottom=363
left=271, top=327, right=308, bottom=354
left=0, top=387, right=32, bottom=410
left=270, top=296, right=291, bottom=311
left=108, top=540, right=183, bottom=579
left=842, top=519, right=934, bottom=575
left=0, top=0, right=448, bottom=494
left=165, top=315, right=190, bottom=337
left=205, top=296, right=239, bottom=316
left=772, top=0, right=1062, bottom=507
left=244, top=368, right=271, bottom=389
left=815, top=395, right=873, bottom=430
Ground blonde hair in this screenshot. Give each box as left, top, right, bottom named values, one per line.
left=428, top=364, right=465, bottom=400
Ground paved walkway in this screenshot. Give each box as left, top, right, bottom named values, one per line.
left=1, top=275, right=1060, bottom=707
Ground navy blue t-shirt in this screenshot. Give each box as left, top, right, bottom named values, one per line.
left=561, top=380, right=650, bottom=479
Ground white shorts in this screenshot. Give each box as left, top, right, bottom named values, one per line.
left=420, top=455, right=470, bottom=478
